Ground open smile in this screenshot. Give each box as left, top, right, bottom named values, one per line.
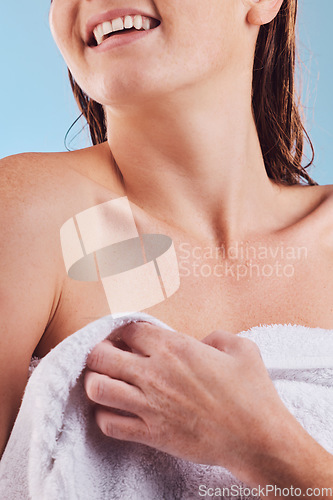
left=90, top=15, right=161, bottom=47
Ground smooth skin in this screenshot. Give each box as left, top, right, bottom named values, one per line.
left=49, top=0, right=285, bottom=245
left=1, top=0, right=333, bottom=495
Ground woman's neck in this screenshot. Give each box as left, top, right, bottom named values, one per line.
left=105, top=72, right=284, bottom=246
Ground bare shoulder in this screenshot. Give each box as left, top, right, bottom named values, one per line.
left=321, top=183, right=333, bottom=204
left=315, top=183, right=333, bottom=222
left=322, top=183, right=333, bottom=242
left=0, top=152, right=69, bottom=207
left=0, top=143, right=122, bottom=205
left=0, top=149, right=91, bottom=198
left=291, top=181, right=333, bottom=217
left=307, top=183, right=333, bottom=251
left=0, top=152, right=65, bottom=237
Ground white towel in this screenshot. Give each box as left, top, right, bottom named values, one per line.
left=1, top=312, right=333, bottom=500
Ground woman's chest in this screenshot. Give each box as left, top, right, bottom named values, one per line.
left=35, top=231, right=333, bottom=358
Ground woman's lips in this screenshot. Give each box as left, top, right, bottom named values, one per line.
left=88, top=23, right=161, bottom=53
left=85, top=8, right=161, bottom=46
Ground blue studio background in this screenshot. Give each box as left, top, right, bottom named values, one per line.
left=0, top=1, right=332, bottom=185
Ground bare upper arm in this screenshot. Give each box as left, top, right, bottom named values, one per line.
left=0, top=154, right=61, bottom=458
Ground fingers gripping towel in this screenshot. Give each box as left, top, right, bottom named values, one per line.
left=1, top=312, right=333, bottom=500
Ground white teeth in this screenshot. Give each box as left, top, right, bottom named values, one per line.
left=92, top=15, right=156, bottom=46
left=94, top=24, right=104, bottom=45
left=96, top=24, right=104, bottom=38
left=142, top=18, right=151, bottom=30
left=124, top=15, right=134, bottom=29
left=133, top=15, right=143, bottom=30
left=111, top=17, right=124, bottom=32
left=102, top=21, right=112, bottom=36
left=95, top=33, right=103, bottom=45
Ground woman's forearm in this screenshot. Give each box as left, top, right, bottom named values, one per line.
left=241, top=412, right=333, bottom=499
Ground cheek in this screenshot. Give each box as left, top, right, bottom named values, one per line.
left=49, top=2, right=82, bottom=71
left=162, top=2, right=239, bottom=75
left=163, top=20, right=234, bottom=80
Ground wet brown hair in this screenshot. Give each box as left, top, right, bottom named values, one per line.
left=68, top=0, right=317, bottom=186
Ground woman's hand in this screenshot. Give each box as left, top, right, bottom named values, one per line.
left=83, top=321, right=298, bottom=484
